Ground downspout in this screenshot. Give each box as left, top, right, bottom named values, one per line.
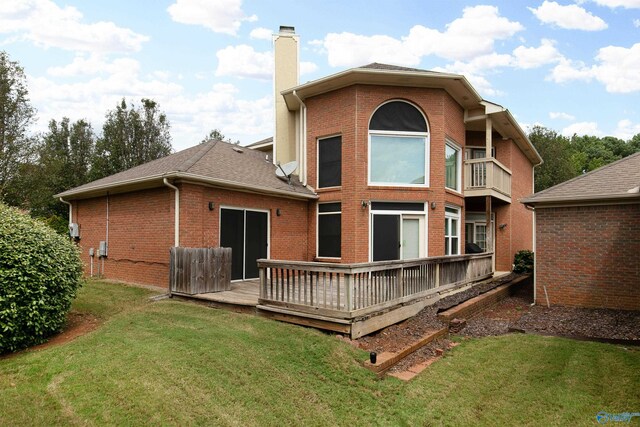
left=292, top=90, right=307, bottom=186
left=59, top=197, right=72, bottom=225
left=163, top=178, right=180, bottom=247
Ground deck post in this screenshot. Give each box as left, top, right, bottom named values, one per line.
left=345, top=273, right=352, bottom=312
left=259, top=266, right=265, bottom=299
left=435, top=263, right=440, bottom=288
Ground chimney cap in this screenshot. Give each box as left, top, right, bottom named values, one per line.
left=279, top=25, right=295, bottom=34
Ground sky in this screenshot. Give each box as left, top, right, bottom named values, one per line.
left=1, top=0, right=639, bottom=151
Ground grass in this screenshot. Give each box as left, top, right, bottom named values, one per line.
left=1, top=280, right=638, bottom=426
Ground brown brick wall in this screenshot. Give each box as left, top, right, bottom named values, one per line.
left=305, top=85, right=466, bottom=262
left=535, top=203, right=640, bottom=310
left=73, top=184, right=310, bottom=288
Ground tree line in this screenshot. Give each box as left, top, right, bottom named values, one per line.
left=1, top=50, right=640, bottom=233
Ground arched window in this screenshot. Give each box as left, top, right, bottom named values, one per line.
left=368, top=101, right=429, bottom=186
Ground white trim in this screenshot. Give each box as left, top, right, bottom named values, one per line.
left=219, top=205, right=271, bottom=281
left=367, top=100, right=430, bottom=188
left=444, top=204, right=461, bottom=256
left=445, top=138, right=462, bottom=194
left=316, top=202, right=342, bottom=259
left=368, top=203, right=428, bottom=262
left=163, top=178, right=180, bottom=247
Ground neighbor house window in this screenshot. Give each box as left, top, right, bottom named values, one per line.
left=318, top=135, right=341, bottom=188
left=445, top=206, right=460, bottom=255
left=445, top=140, right=461, bottom=192
left=369, top=101, right=429, bottom=186
left=318, top=202, right=341, bottom=258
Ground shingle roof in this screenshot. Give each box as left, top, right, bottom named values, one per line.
left=522, top=152, right=640, bottom=206
left=57, top=140, right=316, bottom=200
left=357, top=63, right=449, bottom=74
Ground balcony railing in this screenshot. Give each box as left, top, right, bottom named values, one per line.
left=464, top=158, right=512, bottom=199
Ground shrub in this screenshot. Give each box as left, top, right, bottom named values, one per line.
left=0, top=203, right=83, bottom=353
left=513, top=250, right=534, bottom=274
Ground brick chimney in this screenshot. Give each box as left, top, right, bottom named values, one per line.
left=273, top=26, right=299, bottom=166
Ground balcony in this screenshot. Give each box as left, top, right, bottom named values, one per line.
left=464, top=158, right=512, bottom=202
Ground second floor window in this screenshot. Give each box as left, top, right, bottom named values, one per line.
left=369, top=101, right=429, bottom=186
left=445, top=140, right=461, bottom=192
left=318, top=135, right=342, bottom=188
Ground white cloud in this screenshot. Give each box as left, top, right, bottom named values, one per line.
left=549, top=111, right=576, bottom=120
left=613, top=119, right=640, bottom=139
left=0, top=0, right=148, bottom=52
left=529, top=1, right=608, bottom=31
left=249, top=27, right=272, bottom=40
left=634, top=19, right=640, bottom=27
left=215, top=45, right=273, bottom=80
left=300, top=61, right=318, bottom=75
left=315, top=5, right=523, bottom=67
left=592, top=0, right=640, bottom=8
left=561, top=121, right=603, bottom=136
left=548, top=43, right=640, bottom=93
left=512, top=39, right=563, bottom=68
left=47, top=54, right=139, bottom=77
left=167, top=0, right=257, bottom=35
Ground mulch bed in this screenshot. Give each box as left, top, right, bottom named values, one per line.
left=351, top=275, right=639, bottom=375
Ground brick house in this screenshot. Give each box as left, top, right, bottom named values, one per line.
left=522, top=152, right=640, bottom=310
left=57, top=26, right=542, bottom=288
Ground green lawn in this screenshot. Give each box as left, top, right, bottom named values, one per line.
left=1, top=280, right=638, bottom=426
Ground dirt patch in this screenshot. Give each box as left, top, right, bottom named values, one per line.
left=2, top=311, right=101, bottom=359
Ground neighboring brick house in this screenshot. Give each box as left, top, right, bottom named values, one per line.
left=57, top=26, right=542, bottom=288
left=522, top=152, right=640, bottom=310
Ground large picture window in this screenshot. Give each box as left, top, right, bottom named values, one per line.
left=318, top=202, right=341, bottom=258
left=318, top=135, right=341, bottom=188
left=369, top=101, right=429, bottom=186
left=445, top=206, right=460, bottom=256
left=445, top=140, right=461, bottom=192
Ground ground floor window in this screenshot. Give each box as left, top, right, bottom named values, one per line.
left=220, top=207, right=269, bottom=280
left=318, top=203, right=341, bottom=258
left=370, top=202, right=426, bottom=261
left=445, top=206, right=460, bottom=255
left=464, top=212, right=495, bottom=253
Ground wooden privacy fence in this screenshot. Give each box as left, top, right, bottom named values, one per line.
left=257, top=253, right=493, bottom=319
left=170, top=247, right=231, bottom=295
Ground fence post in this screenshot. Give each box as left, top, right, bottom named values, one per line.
left=345, top=273, right=352, bottom=312
left=435, top=263, right=440, bottom=288
left=259, top=265, right=265, bottom=300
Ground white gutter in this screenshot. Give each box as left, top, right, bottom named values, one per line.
left=59, top=197, right=72, bottom=225
left=292, top=90, right=307, bottom=186
left=163, top=178, right=180, bottom=247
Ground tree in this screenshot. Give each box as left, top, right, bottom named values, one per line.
left=528, top=125, right=577, bottom=192
left=91, top=98, right=172, bottom=180
left=0, top=51, right=36, bottom=201
left=201, top=128, right=239, bottom=144
left=23, top=118, right=95, bottom=220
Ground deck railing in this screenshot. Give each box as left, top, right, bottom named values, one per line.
left=257, top=253, right=493, bottom=319
left=464, top=158, right=512, bottom=197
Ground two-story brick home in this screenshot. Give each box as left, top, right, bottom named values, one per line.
left=56, top=26, right=541, bottom=288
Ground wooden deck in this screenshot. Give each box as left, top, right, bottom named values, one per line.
left=171, top=253, right=500, bottom=338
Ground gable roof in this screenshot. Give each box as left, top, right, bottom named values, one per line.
left=56, top=140, right=317, bottom=200
left=522, top=152, right=640, bottom=207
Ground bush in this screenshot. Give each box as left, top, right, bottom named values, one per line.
left=513, top=250, right=534, bottom=274
left=0, top=203, right=83, bottom=353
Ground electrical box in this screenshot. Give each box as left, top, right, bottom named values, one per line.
left=88, top=248, right=95, bottom=257
left=69, top=223, right=80, bottom=238
left=99, top=241, right=108, bottom=257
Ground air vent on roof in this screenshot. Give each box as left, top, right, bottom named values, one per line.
left=232, top=147, right=244, bottom=153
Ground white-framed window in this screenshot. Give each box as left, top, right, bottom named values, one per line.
left=317, top=202, right=341, bottom=258
left=317, top=135, right=341, bottom=188
left=369, top=202, right=428, bottom=261
left=445, top=139, right=461, bottom=192
left=445, top=206, right=460, bottom=256
left=465, top=212, right=495, bottom=253
left=368, top=100, right=429, bottom=187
